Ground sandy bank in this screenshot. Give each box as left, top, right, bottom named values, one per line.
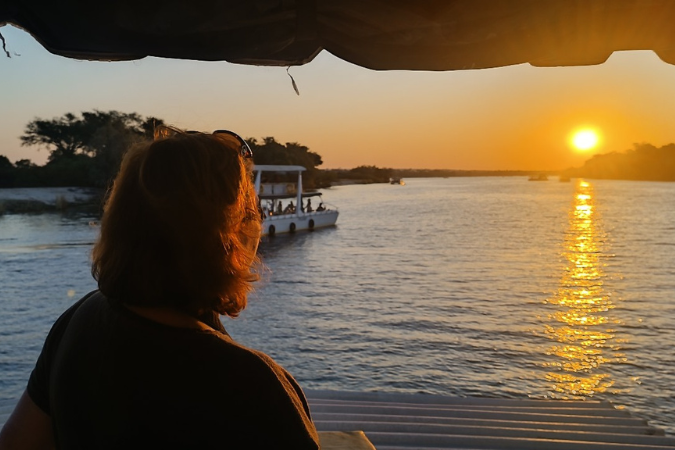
left=0, top=187, right=102, bottom=214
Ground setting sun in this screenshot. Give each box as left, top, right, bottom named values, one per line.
left=571, top=129, right=600, bottom=151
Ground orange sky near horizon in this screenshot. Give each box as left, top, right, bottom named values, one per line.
left=2, top=25, right=675, bottom=171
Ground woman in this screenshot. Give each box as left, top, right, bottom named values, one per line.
left=0, top=128, right=320, bottom=449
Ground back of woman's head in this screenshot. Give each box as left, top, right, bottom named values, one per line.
left=92, top=128, right=261, bottom=317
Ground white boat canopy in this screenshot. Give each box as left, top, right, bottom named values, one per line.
left=253, top=165, right=307, bottom=207
left=253, top=165, right=306, bottom=173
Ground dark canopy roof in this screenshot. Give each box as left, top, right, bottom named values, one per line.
left=2, top=0, right=675, bottom=70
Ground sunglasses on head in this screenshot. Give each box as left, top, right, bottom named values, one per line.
left=183, top=129, right=253, bottom=159
left=212, top=130, right=254, bottom=160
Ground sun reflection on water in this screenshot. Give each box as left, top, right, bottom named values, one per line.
left=542, top=180, right=625, bottom=398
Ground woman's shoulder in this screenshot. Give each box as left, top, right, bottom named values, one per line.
left=157, top=326, right=315, bottom=447
left=198, top=331, right=306, bottom=401
left=45, top=290, right=103, bottom=337
left=201, top=335, right=319, bottom=448
left=201, top=330, right=290, bottom=379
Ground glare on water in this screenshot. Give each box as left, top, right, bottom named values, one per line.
left=543, top=180, right=624, bottom=397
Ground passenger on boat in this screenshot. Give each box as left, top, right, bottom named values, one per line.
left=276, top=200, right=283, bottom=215
left=316, top=202, right=325, bottom=212
left=258, top=200, right=266, bottom=219
left=284, top=201, right=295, bottom=214
left=305, top=199, right=313, bottom=212
left=0, top=127, right=319, bottom=450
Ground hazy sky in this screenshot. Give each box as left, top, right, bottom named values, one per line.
left=3, top=24, right=675, bottom=171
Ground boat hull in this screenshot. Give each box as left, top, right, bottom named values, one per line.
left=263, top=210, right=339, bottom=236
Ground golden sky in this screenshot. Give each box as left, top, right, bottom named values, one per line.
left=2, top=25, right=675, bottom=171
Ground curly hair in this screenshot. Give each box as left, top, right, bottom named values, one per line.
left=91, top=128, right=261, bottom=317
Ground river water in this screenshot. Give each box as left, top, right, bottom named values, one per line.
left=1, top=178, right=674, bottom=433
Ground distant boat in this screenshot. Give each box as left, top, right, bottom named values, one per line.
left=254, top=165, right=339, bottom=236
left=389, top=177, right=405, bottom=185
left=528, top=174, right=549, bottom=181
left=559, top=175, right=571, bottom=182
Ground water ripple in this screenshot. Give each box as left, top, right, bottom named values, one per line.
left=1, top=180, right=674, bottom=434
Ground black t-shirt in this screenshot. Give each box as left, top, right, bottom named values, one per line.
left=28, top=291, right=320, bottom=449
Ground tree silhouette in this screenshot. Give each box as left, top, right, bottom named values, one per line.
left=566, top=143, right=675, bottom=181
left=10, top=116, right=335, bottom=188
left=21, top=110, right=164, bottom=186
left=249, top=137, right=325, bottom=188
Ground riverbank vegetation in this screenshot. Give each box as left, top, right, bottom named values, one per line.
left=248, top=137, right=328, bottom=189
left=562, top=143, right=675, bottom=181
left=323, top=166, right=394, bottom=185
left=392, top=169, right=534, bottom=178
left=0, top=111, right=163, bottom=188
left=0, top=111, right=334, bottom=189
left=2, top=111, right=674, bottom=193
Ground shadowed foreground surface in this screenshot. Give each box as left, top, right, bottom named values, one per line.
left=306, top=390, right=675, bottom=449
left=2, top=391, right=674, bottom=449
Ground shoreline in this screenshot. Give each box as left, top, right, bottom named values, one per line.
left=329, top=179, right=372, bottom=186
left=0, top=187, right=102, bottom=214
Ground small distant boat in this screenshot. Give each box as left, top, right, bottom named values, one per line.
left=389, top=177, right=405, bottom=185
left=254, top=165, right=339, bottom=236
left=559, top=175, right=571, bottom=182
left=528, top=174, right=549, bottom=181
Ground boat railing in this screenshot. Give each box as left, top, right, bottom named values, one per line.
left=263, top=206, right=338, bottom=220
left=318, top=202, right=338, bottom=212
